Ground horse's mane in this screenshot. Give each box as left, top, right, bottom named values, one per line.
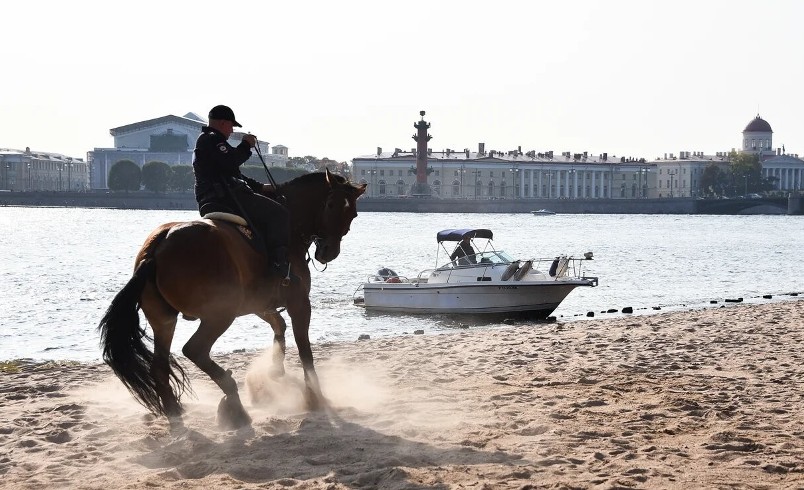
left=278, top=171, right=347, bottom=191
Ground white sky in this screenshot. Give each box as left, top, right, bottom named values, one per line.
left=3, top=0, right=803, bottom=163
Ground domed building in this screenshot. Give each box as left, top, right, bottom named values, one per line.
left=746, top=114, right=804, bottom=191
left=742, top=114, right=773, bottom=157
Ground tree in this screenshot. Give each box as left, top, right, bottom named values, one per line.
left=108, top=160, right=141, bottom=192
left=728, top=151, right=762, bottom=196
left=169, top=165, right=194, bottom=192
left=287, top=156, right=319, bottom=169
left=700, top=163, right=727, bottom=197
left=142, top=161, right=171, bottom=193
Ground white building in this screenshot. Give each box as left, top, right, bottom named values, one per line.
left=742, top=115, right=804, bottom=191
left=87, top=112, right=288, bottom=189
left=640, top=114, right=802, bottom=197
left=353, top=145, right=657, bottom=200
left=0, top=147, right=88, bottom=192
left=353, top=113, right=803, bottom=200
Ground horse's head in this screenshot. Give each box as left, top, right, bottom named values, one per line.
left=312, top=169, right=366, bottom=263
left=280, top=169, right=366, bottom=264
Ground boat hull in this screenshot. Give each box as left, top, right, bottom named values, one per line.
left=361, top=280, right=590, bottom=318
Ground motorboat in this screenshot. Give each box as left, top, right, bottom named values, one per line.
left=353, top=228, right=597, bottom=318
left=531, top=209, right=556, bottom=215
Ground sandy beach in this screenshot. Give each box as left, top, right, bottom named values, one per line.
left=2, top=300, right=804, bottom=489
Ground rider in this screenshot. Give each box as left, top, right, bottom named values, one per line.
left=192, top=104, right=291, bottom=285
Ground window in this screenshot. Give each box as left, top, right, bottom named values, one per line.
left=379, top=169, right=385, bottom=176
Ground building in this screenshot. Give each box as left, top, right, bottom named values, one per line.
left=87, top=112, right=289, bottom=189
left=741, top=115, right=803, bottom=191
left=0, top=147, right=88, bottom=192
left=352, top=113, right=657, bottom=200
left=353, top=113, right=802, bottom=200
left=648, top=151, right=731, bottom=198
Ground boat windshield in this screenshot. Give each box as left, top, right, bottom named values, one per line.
left=439, top=250, right=513, bottom=269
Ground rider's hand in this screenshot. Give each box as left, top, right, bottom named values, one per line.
left=242, top=134, right=257, bottom=148
left=262, top=183, right=275, bottom=194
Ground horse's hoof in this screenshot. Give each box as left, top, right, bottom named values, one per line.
left=217, top=395, right=252, bottom=430
left=305, top=389, right=325, bottom=412
left=167, top=415, right=187, bottom=434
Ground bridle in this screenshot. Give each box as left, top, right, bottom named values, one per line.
left=299, top=185, right=355, bottom=271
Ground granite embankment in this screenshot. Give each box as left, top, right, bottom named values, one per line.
left=0, top=191, right=798, bottom=214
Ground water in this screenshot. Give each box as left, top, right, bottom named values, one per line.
left=1, top=207, right=802, bottom=362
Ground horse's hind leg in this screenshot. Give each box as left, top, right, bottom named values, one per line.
left=141, top=283, right=184, bottom=423
left=182, top=317, right=251, bottom=429
left=257, top=310, right=287, bottom=377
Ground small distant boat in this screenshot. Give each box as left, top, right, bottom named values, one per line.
left=531, top=209, right=556, bottom=215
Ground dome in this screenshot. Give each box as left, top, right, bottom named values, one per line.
left=743, top=115, right=772, bottom=133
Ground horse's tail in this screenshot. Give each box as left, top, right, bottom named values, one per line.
left=98, top=238, right=188, bottom=416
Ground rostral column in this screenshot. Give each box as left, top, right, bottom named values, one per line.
left=411, top=110, right=432, bottom=196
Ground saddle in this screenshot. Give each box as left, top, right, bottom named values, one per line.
left=202, top=212, right=254, bottom=241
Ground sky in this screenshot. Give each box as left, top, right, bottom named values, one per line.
left=3, top=0, right=804, bottom=163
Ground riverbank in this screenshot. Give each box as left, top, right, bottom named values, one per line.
left=2, top=300, right=803, bottom=488
left=0, top=190, right=796, bottom=214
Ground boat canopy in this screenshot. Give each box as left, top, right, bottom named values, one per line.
left=436, top=228, right=493, bottom=243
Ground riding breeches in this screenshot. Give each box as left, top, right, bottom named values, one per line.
left=229, top=186, right=289, bottom=251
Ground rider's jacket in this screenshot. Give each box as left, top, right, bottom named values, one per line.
left=192, top=126, right=263, bottom=214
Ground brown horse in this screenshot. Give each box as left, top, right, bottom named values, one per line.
left=98, top=169, right=366, bottom=429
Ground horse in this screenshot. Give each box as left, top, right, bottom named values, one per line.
left=98, top=169, right=366, bottom=429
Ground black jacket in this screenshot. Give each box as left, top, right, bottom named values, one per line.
left=450, top=242, right=477, bottom=265
left=193, top=126, right=263, bottom=212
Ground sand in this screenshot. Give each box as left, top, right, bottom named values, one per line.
left=2, top=300, right=804, bottom=489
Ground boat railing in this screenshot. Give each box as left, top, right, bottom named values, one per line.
left=521, top=255, right=595, bottom=281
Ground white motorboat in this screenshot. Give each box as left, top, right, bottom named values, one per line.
left=531, top=209, right=556, bottom=215
left=354, top=228, right=597, bottom=319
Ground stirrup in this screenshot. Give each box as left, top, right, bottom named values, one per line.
left=279, top=264, right=291, bottom=287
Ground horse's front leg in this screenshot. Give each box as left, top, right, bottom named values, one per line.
left=256, top=310, right=287, bottom=377
left=286, top=297, right=324, bottom=411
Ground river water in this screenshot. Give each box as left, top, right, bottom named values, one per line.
left=1, top=207, right=802, bottom=362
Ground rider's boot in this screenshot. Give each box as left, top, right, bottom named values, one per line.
left=273, top=246, right=291, bottom=287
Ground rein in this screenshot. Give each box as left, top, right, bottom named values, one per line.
left=253, top=141, right=284, bottom=201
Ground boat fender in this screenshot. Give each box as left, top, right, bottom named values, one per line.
left=549, top=257, right=559, bottom=277
left=556, top=256, right=569, bottom=277
left=501, top=261, right=520, bottom=281
left=513, top=260, right=532, bottom=281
